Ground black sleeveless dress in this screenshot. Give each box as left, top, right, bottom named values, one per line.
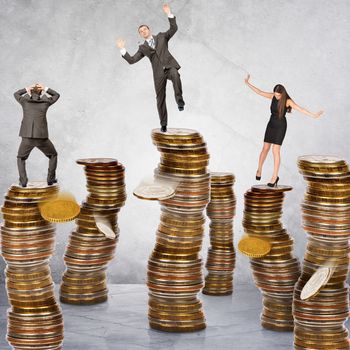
left=263, top=97, right=287, bottom=145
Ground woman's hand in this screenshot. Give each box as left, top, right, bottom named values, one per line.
left=313, top=110, right=324, bottom=119
left=289, top=99, right=324, bottom=118
left=244, top=75, right=273, bottom=99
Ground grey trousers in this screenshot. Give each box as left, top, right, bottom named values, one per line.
left=154, top=67, right=184, bottom=127
left=17, top=137, right=58, bottom=185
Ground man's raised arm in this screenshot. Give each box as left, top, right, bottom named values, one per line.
left=116, top=38, right=145, bottom=65
left=163, top=3, right=177, bottom=40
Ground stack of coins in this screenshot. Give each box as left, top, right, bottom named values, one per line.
left=60, top=158, right=126, bottom=304
left=147, top=128, right=210, bottom=332
left=293, top=155, right=350, bottom=349
left=0, top=182, right=64, bottom=350
left=203, top=172, right=236, bottom=295
left=242, top=184, right=300, bottom=331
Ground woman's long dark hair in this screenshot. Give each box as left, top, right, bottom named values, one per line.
left=273, top=84, right=292, bottom=117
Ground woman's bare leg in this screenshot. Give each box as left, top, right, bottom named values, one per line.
left=270, top=144, right=281, bottom=183
left=257, top=142, right=271, bottom=177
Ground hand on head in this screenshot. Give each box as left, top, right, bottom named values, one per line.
left=116, top=38, right=126, bottom=49
left=27, top=83, right=44, bottom=95
left=26, top=85, right=33, bottom=93
left=37, top=83, right=45, bottom=91
left=163, top=3, right=171, bottom=15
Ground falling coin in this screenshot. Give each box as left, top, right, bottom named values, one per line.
left=238, top=236, right=272, bottom=258
left=133, top=177, right=177, bottom=201
left=39, top=192, right=80, bottom=223
left=300, top=267, right=333, bottom=300
left=94, top=216, right=116, bottom=240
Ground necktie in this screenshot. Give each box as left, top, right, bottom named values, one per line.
left=149, top=38, right=155, bottom=48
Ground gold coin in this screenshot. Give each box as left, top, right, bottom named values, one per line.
left=298, top=155, right=347, bottom=166
left=251, top=184, right=293, bottom=193
left=39, top=192, right=80, bottom=223
left=238, top=236, right=272, bottom=258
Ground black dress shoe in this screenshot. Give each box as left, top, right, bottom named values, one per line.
left=256, top=171, right=261, bottom=181
left=19, top=182, right=27, bottom=188
left=47, top=179, right=58, bottom=186
left=161, top=125, right=167, bottom=133
left=178, top=100, right=185, bottom=111
left=267, top=176, right=279, bottom=188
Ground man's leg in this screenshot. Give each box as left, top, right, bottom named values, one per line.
left=154, top=75, right=168, bottom=127
left=167, top=68, right=185, bottom=109
left=17, top=138, right=35, bottom=186
left=36, top=138, right=58, bottom=183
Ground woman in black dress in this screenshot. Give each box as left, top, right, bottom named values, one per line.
left=244, top=74, right=323, bottom=186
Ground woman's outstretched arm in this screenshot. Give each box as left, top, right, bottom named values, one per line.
left=287, top=99, right=324, bottom=119
left=244, top=74, right=274, bottom=99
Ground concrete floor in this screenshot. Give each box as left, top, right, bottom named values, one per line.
left=0, top=283, right=346, bottom=350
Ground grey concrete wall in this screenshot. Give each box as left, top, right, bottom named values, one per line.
left=0, top=0, right=349, bottom=284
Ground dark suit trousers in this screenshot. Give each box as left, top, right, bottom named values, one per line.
left=154, top=67, right=184, bottom=126
left=17, top=138, right=58, bottom=184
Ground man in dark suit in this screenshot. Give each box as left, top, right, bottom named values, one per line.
left=117, top=3, right=185, bottom=132
left=14, top=83, right=60, bottom=187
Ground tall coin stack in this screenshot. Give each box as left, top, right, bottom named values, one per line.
left=148, top=128, right=210, bottom=332
left=293, top=155, right=350, bottom=349
left=0, top=182, right=64, bottom=350
left=243, top=185, right=300, bottom=331
left=60, top=158, right=126, bottom=304
left=203, top=172, right=236, bottom=295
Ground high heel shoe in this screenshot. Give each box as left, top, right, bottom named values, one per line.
left=267, top=176, right=279, bottom=188
left=256, top=171, right=261, bottom=181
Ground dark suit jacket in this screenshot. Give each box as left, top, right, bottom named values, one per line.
left=123, top=17, right=181, bottom=78
left=14, top=88, right=60, bottom=138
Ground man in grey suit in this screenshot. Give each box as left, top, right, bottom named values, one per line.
left=117, top=3, right=185, bottom=132
left=14, top=83, right=60, bottom=187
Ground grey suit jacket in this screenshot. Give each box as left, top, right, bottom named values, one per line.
left=123, top=17, right=181, bottom=79
left=14, top=88, right=60, bottom=138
